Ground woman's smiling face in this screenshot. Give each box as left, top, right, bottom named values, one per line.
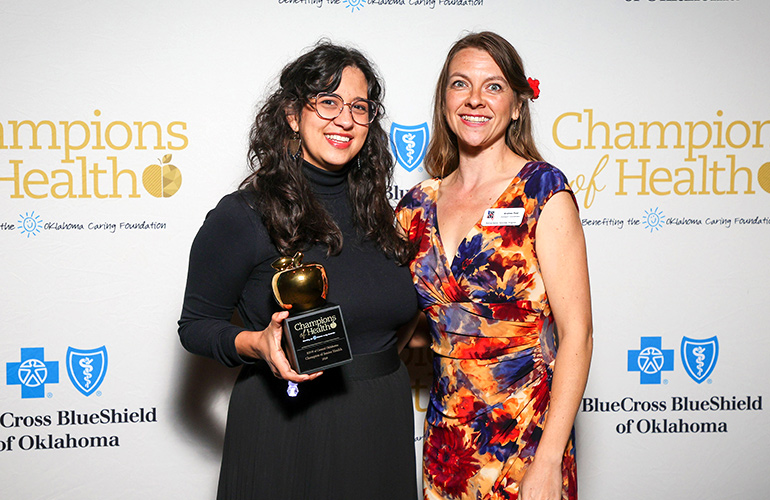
left=288, top=66, right=370, bottom=171
left=444, top=48, right=520, bottom=154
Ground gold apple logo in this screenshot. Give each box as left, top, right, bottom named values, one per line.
left=759, top=162, right=770, bottom=194
left=142, top=154, right=182, bottom=198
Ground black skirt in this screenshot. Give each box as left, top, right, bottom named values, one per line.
left=217, top=346, right=418, bottom=500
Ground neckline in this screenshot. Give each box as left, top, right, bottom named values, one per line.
left=433, top=161, right=536, bottom=271
left=301, top=160, right=350, bottom=196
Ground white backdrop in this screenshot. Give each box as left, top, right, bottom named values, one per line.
left=2, top=1, right=768, bottom=499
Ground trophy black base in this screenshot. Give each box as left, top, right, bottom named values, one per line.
left=282, top=304, right=352, bottom=374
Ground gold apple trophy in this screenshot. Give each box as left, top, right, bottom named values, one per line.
left=271, top=252, right=352, bottom=394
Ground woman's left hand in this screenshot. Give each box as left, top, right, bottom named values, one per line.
left=518, top=457, right=563, bottom=500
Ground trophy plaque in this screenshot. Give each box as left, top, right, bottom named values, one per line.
left=271, top=252, right=352, bottom=374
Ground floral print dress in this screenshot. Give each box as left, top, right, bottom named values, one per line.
left=396, top=162, right=578, bottom=500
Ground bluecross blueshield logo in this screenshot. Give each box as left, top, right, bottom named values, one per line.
left=6, top=347, right=59, bottom=398
left=627, top=336, right=674, bottom=384
left=66, top=346, right=108, bottom=396
left=681, top=336, right=718, bottom=384
left=390, top=122, right=429, bottom=172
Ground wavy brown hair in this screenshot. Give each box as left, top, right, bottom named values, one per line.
left=425, top=31, right=544, bottom=178
left=241, top=41, right=410, bottom=263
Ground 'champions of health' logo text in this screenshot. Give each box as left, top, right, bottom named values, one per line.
left=1, top=111, right=187, bottom=200
left=554, top=109, right=770, bottom=209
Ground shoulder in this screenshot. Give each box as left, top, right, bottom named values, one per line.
left=206, top=190, right=260, bottom=223
left=396, top=178, right=440, bottom=213
left=518, top=161, right=572, bottom=202
left=198, top=190, right=266, bottom=242
left=520, top=161, right=570, bottom=187
left=395, top=178, right=439, bottom=236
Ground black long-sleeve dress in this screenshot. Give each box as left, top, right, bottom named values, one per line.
left=178, top=161, right=419, bottom=500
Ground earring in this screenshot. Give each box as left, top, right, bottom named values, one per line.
left=288, top=132, right=302, bottom=161
left=356, top=156, right=362, bottom=170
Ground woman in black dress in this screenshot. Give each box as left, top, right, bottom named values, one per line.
left=178, top=41, right=418, bottom=500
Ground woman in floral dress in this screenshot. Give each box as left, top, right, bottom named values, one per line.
left=397, top=32, right=593, bottom=500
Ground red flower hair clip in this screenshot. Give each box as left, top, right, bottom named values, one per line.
left=527, top=78, right=540, bottom=100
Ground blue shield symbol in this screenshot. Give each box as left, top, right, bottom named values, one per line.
left=681, top=336, right=718, bottom=384
left=390, top=122, right=429, bottom=172
left=66, top=346, right=108, bottom=396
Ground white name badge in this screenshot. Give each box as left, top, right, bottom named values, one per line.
left=481, top=208, right=525, bottom=226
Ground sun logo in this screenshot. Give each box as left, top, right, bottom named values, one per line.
left=18, top=211, right=42, bottom=238
left=643, top=207, right=665, bottom=233
left=142, top=154, right=183, bottom=198
left=344, top=0, right=366, bottom=12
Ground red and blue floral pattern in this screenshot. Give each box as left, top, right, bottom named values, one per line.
left=397, top=162, right=578, bottom=500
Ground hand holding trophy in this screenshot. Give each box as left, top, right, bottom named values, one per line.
left=271, top=252, right=353, bottom=377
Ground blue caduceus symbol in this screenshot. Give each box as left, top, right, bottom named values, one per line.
left=390, top=123, right=429, bottom=172
left=80, top=357, right=94, bottom=388
left=403, top=134, right=417, bottom=164
left=681, top=336, right=719, bottom=384
left=66, top=346, right=108, bottom=397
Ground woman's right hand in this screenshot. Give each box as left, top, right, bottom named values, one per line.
left=234, top=311, right=323, bottom=383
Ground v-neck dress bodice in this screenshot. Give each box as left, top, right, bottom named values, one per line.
left=433, top=169, right=526, bottom=272
left=397, top=161, right=578, bottom=499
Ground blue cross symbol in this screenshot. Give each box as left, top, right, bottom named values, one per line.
left=628, top=337, right=674, bottom=384
left=6, top=348, right=59, bottom=398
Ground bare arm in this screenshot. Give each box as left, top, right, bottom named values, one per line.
left=396, top=312, right=430, bottom=352
left=520, top=191, right=593, bottom=500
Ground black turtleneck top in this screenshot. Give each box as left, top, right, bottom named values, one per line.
left=178, top=162, right=418, bottom=367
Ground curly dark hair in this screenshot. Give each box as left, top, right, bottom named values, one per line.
left=241, top=41, right=411, bottom=264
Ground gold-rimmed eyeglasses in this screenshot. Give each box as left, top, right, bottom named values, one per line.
left=311, top=92, right=379, bottom=125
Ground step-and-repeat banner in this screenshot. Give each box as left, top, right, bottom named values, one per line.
left=2, top=1, right=768, bottom=498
